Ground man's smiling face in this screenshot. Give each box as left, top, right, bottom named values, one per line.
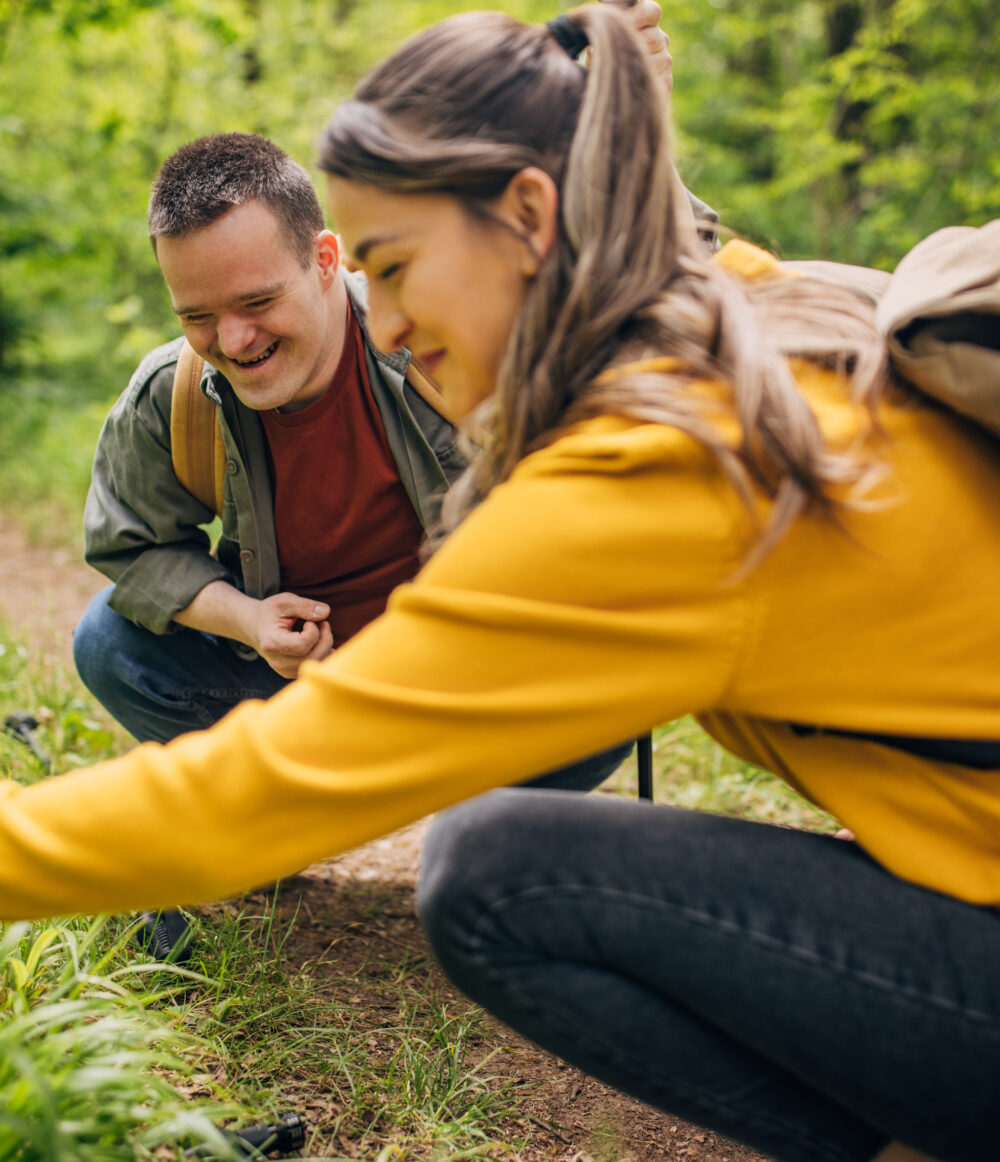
left=157, top=199, right=344, bottom=413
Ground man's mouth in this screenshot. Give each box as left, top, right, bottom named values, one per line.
left=232, top=340, right=279, bottom=368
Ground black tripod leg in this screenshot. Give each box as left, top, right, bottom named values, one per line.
left=637, top=732, right=654, bottom=801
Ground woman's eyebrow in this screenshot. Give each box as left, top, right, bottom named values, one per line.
left=353, top=234, right=401, bottom=263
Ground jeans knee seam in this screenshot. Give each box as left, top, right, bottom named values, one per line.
left=471, top=884, right=998, bottom=1027
left=189, top=687, right=278, bottom=701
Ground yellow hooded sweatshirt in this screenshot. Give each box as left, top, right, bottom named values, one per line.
left=2, top=243, right=1000, bottom=919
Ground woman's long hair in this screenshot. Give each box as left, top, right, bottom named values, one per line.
left=319, top=5, right=888, bottom=558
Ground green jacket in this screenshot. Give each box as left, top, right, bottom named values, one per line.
left=84, top=272, right=466, bottom=638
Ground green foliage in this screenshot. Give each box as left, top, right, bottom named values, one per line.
left=1, top=0, right=996, bottom=523
left=668, top=0, right=1000, bottom=264
left=0, top=0, right=555, bottom=523
left=0, top=380, right=107, bottom=545
left=609, top=718, right=837, bottom=833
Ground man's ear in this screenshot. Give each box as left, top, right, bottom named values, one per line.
left=495, top=166, right=559, bottom=276
left=316, top=229, right=340, bottom=284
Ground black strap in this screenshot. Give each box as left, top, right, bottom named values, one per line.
left=546, top=15, right=589, bottom=60
left=788, top=723, right=1000, bottom=770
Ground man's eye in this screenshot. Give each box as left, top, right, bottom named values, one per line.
left=248, top=299, right=273, bottom=310
left=182, top=315, right=209, bottom=325
left=377, top=262, right=404, bottom=282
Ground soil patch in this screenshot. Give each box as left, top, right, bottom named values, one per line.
left=237, top=833, right=768, bottom=1162
left=0, top=517, right=105, bottom=662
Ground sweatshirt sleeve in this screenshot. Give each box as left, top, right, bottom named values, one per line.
left=0, top=419, right=754, bottom=919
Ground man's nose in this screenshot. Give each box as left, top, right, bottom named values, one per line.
left=216, top=313, right=258, bottom=357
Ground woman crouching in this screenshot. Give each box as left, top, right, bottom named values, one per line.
left=318, top=8, right=1000, bottom=1162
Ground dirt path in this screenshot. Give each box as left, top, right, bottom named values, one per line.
left=0, top=518, right=106, bottom=663
left=0, top=514, right=768, bottom=1162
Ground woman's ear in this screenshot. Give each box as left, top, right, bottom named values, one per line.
left=496, top=166, right=559, bottom=276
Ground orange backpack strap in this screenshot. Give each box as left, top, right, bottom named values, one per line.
left=405, top=357, right=461, bottom=428
left=170, top=341, right=227, bottom=516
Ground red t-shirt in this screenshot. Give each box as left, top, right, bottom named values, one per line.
left=260, top=309, right=425, bottom=646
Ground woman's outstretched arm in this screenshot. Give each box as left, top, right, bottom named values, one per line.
left=0, top=418, right=748, bottom=920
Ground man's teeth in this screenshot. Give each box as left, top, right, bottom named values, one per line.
left=236, top=341, right=278, bottom=366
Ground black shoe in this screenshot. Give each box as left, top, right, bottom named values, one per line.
left=133, top=909, right=194, bottom=962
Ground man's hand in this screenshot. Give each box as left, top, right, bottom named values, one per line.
left=614, top=0, right=673, bottom=92
left=630, top=0, right=672, bottom=92
left=173, top=579, right=333, bottom=680
left=254, top=593, right=334, bottom=678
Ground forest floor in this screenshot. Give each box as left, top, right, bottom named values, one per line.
left=0, top=513, right=768, bottom=1162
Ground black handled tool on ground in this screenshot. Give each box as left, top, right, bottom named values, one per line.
left=185, top=1112, right=306, bottom=1159
left=4, top=711, right=51, bottom=773
left=134, top=909, right=194, bottom=963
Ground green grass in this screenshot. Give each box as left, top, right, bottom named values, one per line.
left=0, top=621, right=528, bottom=1158
left=608, top=717, right=837, bottom=833
left=1, top=614, right=835, bottom=1158
left=168, top=890, right=523, bottom=1159
left=0, top=642, right=122, bottom=784
left=0, top=918, right=250, bottom=1162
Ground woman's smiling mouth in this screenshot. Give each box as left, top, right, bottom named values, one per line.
left=416, top=349, right=446, bottom=376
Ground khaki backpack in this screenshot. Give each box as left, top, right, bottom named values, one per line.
left=876, top=218, right=1000, bottom=437
left=790, top=220, right=1000, bottom=435
left=169, top=342, right=456, bottom=515
left=723, top=223, right=1000, bottom=437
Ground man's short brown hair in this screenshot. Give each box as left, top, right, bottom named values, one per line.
left=148, top=132, right=324, bottom=267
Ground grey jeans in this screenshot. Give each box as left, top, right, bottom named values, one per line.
left=419, top=789, right=1000, bottom=1162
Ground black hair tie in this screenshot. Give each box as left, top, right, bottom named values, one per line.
left=546, top=15, right=589, bottom=60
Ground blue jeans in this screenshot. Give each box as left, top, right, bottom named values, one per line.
left=72, top=586, right=632, bottom=791
left=419, top=789, right=1000, bottom=1162
left=73, top=587, right=291, bottom=743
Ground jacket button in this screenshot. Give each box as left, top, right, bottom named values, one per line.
left=239, top=549, right=255, bottom=564
left=225, top=460, right=239, bottom=475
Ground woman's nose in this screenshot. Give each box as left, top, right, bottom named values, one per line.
left=367, top=289, right=412, bottom=354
